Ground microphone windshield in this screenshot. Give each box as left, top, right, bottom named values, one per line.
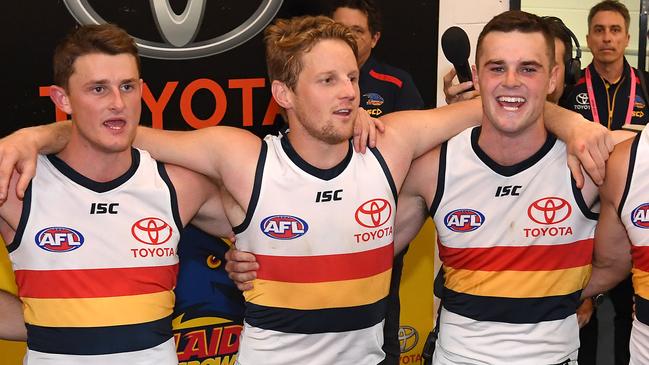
left=441, top=26, right=471, bottom=65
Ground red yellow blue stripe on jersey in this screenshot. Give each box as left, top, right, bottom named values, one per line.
left=244, top=243, right=392, bottom=333
left=440, top=239, right=592, bottom=323
left=632, top=246, right=649, bottom=326
left=15, top=264, right=177, bottom=355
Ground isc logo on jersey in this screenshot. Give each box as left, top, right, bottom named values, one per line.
left=261, top=215, right=309, bottom=240
left=444, top=209, right=485, bottom=232
left=35, top=227, right=84, bottom=252
left=631, top=203, right=649, bottom=228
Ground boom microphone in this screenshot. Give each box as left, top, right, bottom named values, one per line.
left=441, top=26, right=474, bottom=90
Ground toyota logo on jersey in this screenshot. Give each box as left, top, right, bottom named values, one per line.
left=35, top=227, right=85, bottom=252
left=444, top=209, right=485, bottom=232
left=355, top=198, right=392, bottom=228
left=261, top=215, right=309, bottom=240
left=527, top=197, right=572, bottom=225
left=631, top=203, right=649, bottom=228
left=132, top=217, right=173, bottom=245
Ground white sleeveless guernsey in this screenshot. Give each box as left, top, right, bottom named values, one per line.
left=234, top=134, right=397, bottom=365
left=9, top=149, right=182, bottom=365
left=618, top=128, right=649, bottom=365
left=432, top=127, right=597, bottom=365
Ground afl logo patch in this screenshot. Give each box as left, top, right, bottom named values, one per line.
left=261, top=215, right=308, bottom=240
left=444, top=209, right=485, bottom=232
left=132, top=217, right=173, bottom=245
left=631, top=203, right=649, bottom=228
left=35, top=227, right=84, bottom=252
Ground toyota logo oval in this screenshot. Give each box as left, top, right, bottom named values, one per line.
left=576, top=93, right=589, bottom=105
left=355, top=198, right=392, bottom=228
left=398, top=325, right=419, bottom=353
left=527, top=197, right=572, bottom=225
left=63, top=0, right=283, bottom=59
left=131, top=217, right=173, bottom=245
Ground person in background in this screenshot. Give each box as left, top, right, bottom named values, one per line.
left=331, top=0, right=424, bottom=118
left=560, top=2, right=649, bottom=363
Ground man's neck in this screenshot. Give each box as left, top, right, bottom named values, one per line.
left=57, top=139, right=133, bottom=183
left=593, top=58, right=625, bottom=84
left=286, top=129, right=350, bottom=170
left=477, top=120, right=548, bottom=167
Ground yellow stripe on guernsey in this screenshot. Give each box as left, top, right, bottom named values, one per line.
left=445, top=265, right=591, bottom=298
left=245, top=269, right=391, bottom=310
left=22, top=291, right=174, bottom=327
left=633, top=268, right=649, bottom=299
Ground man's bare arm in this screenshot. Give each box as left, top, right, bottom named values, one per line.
left=135, top=126, right=261, bottom=183
left=0, top=290, right=27, bottom=341
left=379, top=98, right=482, bottom=163
left=0, top=122, right=71, bottom=202
left=544, top=103, right=614, bottom=187
left=582, top=139, right=634, bottom=298
left=393, top=148, right=441, bottom=254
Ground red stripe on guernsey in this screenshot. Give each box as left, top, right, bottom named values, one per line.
left=15, top=264, right=178, bottom=298
left=439, top=239, right=592, bottom=271
left=256, top=243, right=393, bottom=283
left=632, top=245, right=649, bottom=271
left=369, top=69, right=403, bottom=88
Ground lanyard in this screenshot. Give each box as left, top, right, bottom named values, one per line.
left=585, top=66, right=636, bottom=127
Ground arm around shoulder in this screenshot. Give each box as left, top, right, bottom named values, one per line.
left=134, top=126, right=262, bottom=181
left=0, top=121, right=71, bottom=202
left=0, top=289, right=27, bottom=341
left=583, top=140, right=634, bottom=297
left=379, top=98, right=482, bottom=162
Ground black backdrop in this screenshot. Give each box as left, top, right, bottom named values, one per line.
left=2, top=0, right=438, bottom=137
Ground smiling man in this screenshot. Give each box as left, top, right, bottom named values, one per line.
left=393, top=11, right=599, bottom=364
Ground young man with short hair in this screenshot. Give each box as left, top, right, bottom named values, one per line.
left=0, top=24, right=233, bottom=364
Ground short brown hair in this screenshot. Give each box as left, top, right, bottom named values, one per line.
left=588, top=0, right=630, bottom=32
left=53, top=24, right=140, bottom=89
left=476, top=11, right=555, bottom=69
left=264, top=15, right=358, bottom=89
left=330, top=0, right=382, bottom=35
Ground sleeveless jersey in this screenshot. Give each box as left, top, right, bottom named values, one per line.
left=233, top=134, right=397, bottom=365
left=8, top=149, right=182, bottom=365
left=618, top=128, right=649, bottom=365
left=431, top=127, right=597, bottom=365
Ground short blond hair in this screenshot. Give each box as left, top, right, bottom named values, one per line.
left=264, top=15, right=358, bottom=89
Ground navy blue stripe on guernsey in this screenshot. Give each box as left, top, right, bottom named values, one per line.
left=26, top=315, right=172, bottom=355
left=636, top=295, right=649, bottom=326
left=245, top=297, right=387, bottom=334
left=443, top=288, right=580, bottom=324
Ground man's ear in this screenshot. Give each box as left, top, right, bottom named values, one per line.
left=271, top=80, right=294, bottom=109
left=370, top=31, right=381, bottom=49
left=472, top=65, right=480, bottom=93
left=49, top=85, right=73, bottom=115
left=548, top=64, right=559, bottom=95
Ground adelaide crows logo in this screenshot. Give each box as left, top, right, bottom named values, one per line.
left=173, top=225, right=245, bottom=364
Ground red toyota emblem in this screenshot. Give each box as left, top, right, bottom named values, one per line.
left=527, top=197, right=572, bottom=225
left=131, top=217, right=173, bottom=245
left=355, top=198, right=392, bottom=228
